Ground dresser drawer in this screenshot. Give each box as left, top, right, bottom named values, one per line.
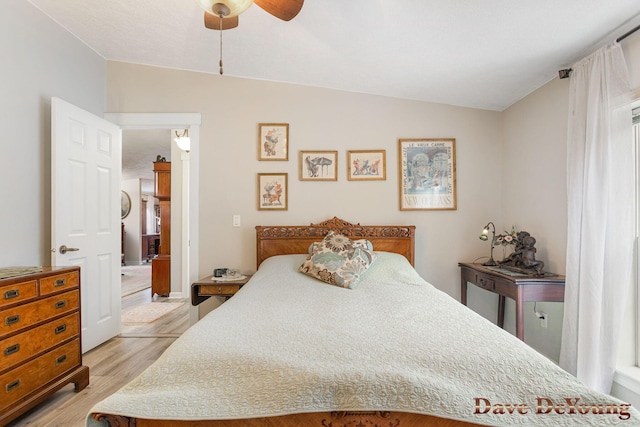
left=198, top=284, right=241, bottom=296
left=475, top=274, right=495, bottom=291
left=0, top=281, right=37, bottom=308
left=0, top=338, right=80, bottom=412
left=0, top=290, right=79, bottom=335
left=493, top=280, right=513, bottom=297
left=40, top=271, right=79, bottom=295
left=0, top=313, right=79, bottom=372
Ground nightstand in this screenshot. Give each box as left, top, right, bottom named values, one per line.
left=191, top=274, right=252, bottom=306
left=459, top=262, right=565, bottom=341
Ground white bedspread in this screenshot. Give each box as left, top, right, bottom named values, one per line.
left=88, top=253, right=639, bottom=426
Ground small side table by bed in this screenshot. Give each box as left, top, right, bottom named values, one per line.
left=191, top=274, right=252, bottom=306
left=458, top=262, right=565, bottom=341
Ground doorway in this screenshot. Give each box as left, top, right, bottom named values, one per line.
left=120, top=128, right=182, bottom=334
left=106, top=112, right=201, bottom=329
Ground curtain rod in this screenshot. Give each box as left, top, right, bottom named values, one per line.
left=558, top=23, right=640, bottom=79
left=616, top=23, right=640, bottom=43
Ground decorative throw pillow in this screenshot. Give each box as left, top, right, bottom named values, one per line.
left=299, top=231, right=377, bottom=289
left=307, top=237, right=372, bottom=253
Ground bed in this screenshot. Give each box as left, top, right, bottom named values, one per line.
left=89, top=217, right=638, bottom=427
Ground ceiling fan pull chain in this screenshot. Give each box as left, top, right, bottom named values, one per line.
left=219, top=14, right=224, bottom=75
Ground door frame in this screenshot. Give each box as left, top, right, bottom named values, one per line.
left=105, top=112, right=200, bottom=324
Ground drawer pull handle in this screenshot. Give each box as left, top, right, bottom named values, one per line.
left=479, top=278, right=491, bottom=286
left=4, top=344, right=20, bottom=357
left=55, top=300, right=67, bottom=309
left=56, top=354, right=67, bottom=365
left=5, top=315, right=20, bottom=326
left=55, top=278, right=66, bottom=287
left=6, top=379, right=20, bottom=392
left=218, top=287, right=222, bottom=294
left=55, top=324, right=67, bottom=334
left=3, top=289, right=19, bottom=300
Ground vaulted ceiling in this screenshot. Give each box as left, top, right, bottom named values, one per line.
left=27, top=0, right=640, bottom=111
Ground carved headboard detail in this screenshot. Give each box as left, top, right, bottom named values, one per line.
left=255, top=217, right=416, bottom=268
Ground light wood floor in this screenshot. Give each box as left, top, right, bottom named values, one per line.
left=7, top=289, right=191, bottom=427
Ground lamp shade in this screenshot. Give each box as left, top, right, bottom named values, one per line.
left=174, top=130, right=191, bottom=152
left=194, top=0, right=254, bottom=18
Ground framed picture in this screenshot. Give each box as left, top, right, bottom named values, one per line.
left=121, top=190, right=131, bottom=219
left=258, top=173, right=288, bottom=210
left=346, top=150, right=386, bottom=181
left=258, top=123, right=288, bottom=160
left=299, top=150, right=338, bottom=181
left=398, top=138, right=457, bottom=210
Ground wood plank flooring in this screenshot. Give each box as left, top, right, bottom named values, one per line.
left=6, top=287, right=191, bottom=427
left=121, top=288, right=190, bottom=338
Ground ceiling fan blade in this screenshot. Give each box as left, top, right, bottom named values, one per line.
left=204, top=12, right=239, bottom=30
left=254, top=0, right=303, bottom=21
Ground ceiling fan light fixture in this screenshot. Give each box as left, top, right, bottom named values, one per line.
left=194, top=0, right=254, bottom=18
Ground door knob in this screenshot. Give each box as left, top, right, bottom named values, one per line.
left=59, top=245, right=79, bottom=255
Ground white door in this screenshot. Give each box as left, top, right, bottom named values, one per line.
left=51, top=97, right=122, bottom=353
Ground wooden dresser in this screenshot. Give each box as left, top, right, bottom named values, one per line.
left=0, top=266, right=89, bottom=426
left=152, top=161, right=171, bottom=297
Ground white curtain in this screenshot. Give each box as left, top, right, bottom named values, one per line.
left=560, top=42, right=633, bottom=394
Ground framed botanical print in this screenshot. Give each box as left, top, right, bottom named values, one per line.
left=398, top=138, right=457, bottom=210
left=346, top=150, right=386, bottom=181
left=299, top=150, right=338, bottom=181
left=258, top=173, right=288, bottom=210
left=258, top=123, right=288, bottom=160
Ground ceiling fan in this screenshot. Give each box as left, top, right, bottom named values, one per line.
left=195, top=0, right=304, bottom=31
left=194, top=0, right=304, bottom=74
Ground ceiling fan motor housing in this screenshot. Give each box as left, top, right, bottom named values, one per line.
left=195, top=0, right=254, bottom=18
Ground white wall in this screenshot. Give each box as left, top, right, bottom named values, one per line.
left=122, top=179, right=142, bottom=265
left=0, top=0, right=105, bottom=265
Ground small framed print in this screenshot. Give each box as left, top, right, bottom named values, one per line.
left=299, top=150, right=338, bottom=181
left=258, top=173, right=288, bottom=210
left=398, top=138, right=457, bottom=210
left=347, top=150, right=386, bottom=181
left=258, top=123, right=288, bottom=160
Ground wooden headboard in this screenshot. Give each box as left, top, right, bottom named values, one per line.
left=255, top=217, right=416, bottom=268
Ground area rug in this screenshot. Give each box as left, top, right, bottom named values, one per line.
left=121, top=302, right=184, bottom=324
left=121, top=264, right=152, bottom=297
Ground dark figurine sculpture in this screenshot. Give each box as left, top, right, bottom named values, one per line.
left=499, top=231, right=545, bottom=276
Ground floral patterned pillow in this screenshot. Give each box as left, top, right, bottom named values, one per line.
left=299, top=231, right=377, bottom=289
left=307, top=238, right=372, bottom=253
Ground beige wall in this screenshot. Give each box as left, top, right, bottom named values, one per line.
left=499, top=33, right=640, bottom=365
left=501, top=77, right=570, bottom=361
left=106, top=60, right=588, bottom=359
left=106, top=61, right=503, bottom=303
left=13, top=1, right=640, bottom=363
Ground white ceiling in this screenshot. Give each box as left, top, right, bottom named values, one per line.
left=122, top=130, right=172, bottom=195
left=27, top=0, right=640, bottom=111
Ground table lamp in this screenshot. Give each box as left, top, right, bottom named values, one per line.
left=479, top=222, right=497, bottom=266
